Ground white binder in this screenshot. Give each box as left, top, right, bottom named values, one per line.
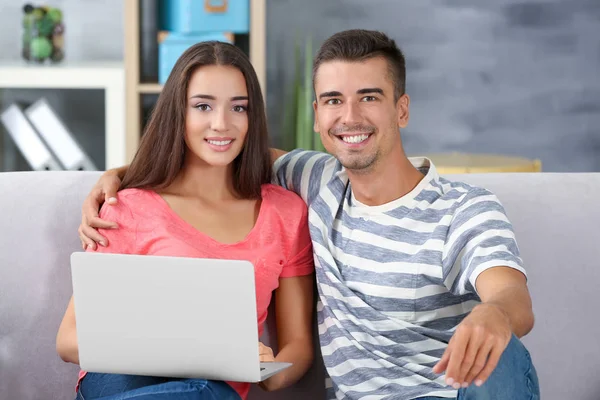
left=0, top=103, right=63, bottom=171
left=25, top=98, right=98, bottom=171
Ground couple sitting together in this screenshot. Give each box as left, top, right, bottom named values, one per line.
left=56, top=29, right=540, bottom=400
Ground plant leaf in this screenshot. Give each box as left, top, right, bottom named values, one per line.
left=302, top=36, right=314, bottom=149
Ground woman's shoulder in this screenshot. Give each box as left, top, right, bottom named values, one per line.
left=260, top=185, right=312, bottom=261
left=262, top=184, right=307, bottom=208
left=99, top=188, right=156, bottom=219
left=261, top=184, right=308, bottom=221
left=116, top=188, right=153, bottom=202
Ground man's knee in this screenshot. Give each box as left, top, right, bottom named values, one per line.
left=459, top=335, right=540, bottom=400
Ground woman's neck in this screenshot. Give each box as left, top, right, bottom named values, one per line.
left=165, top=156, right=237, bottom=201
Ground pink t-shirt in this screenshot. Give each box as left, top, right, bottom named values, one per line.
left=76, top=184, right=314, bottom=399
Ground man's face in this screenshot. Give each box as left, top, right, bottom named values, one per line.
left=313, top=56, right=409, bottom=173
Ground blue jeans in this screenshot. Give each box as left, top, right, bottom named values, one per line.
left=418, top=335, right=540, bottom=400
left=76, top=373, right=241, bottom=400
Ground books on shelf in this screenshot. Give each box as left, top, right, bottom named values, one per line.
left=0, top=98, right=97, bottom=171
left=25, top=98, right=98, bottom=171
left=0, top=103, right=63, bottom=171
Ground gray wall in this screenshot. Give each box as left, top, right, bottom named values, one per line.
left=0, top=0, right=598, bottom=172
left=266, top=0, right=600, bottom=172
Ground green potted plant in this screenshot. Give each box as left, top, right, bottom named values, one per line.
left=282, top=36, right=326, bottom=152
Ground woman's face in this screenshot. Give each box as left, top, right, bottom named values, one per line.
left=184, top=65, right=249, bottom=167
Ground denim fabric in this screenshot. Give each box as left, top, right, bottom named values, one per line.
left=416, top=335, right=540, bottom=400
left=75, top=373, right=241, bottom=400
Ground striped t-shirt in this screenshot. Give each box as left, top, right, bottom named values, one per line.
left=273, top=150, right=526, bottom=400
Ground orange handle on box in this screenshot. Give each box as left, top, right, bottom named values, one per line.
left=205, top=0, right=228, bottom=13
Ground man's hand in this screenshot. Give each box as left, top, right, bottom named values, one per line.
left=433, top=303, right=512, bottom=389
left=78, top=171, right=122, bottom=250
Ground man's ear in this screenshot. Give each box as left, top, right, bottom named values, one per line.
left=313, top=100, right=319, bottom=132
left=397, top=94, right=410, bottom=129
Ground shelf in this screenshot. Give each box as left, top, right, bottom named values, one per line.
left=0, top=60, right=124, bottom=89
left=138, top=83, right=163, bottom=94
left=123, top=0, right=266, bottom=164
left=0, top=60, right=126, bottom=170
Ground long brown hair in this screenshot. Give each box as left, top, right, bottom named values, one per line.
left=120, top=41, right=272, bottom=199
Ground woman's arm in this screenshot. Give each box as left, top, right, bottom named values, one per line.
left=56, top=296, right=79, bottom=364
left=62, top=195, right=138, bottom=365
left=260, top=274, right=315, bottom=391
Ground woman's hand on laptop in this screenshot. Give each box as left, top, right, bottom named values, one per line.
left=258, top=342, right=280, bottom=392
left=78, top=170, right=122, bottom=250
left=258, top=342, right=275, bottom=362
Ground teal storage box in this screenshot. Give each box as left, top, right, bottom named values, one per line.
left=158, top=32, right=234, bottom=84
left=159, top=0, right=249, bottom=34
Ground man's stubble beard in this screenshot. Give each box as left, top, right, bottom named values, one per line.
left=339, top=148, right=381, bottom=175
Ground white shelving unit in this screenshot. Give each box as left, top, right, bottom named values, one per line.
left=0, top=61, right=126, bottom=169
left=0, top=0, right=266, bottom=169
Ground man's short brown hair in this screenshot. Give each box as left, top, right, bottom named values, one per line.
left=313, top=29, right=406, bottom=102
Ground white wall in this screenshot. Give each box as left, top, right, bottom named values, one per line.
left=0, top=0, right=123, bottom=171
left=0, top=0, right=123, bottom=62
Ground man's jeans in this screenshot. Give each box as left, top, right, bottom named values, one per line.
left=419, top=334, right=540, bottom=400
left=75, top=373, right=241, bottom=400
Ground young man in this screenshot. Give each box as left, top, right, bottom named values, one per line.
left=79, top=30, right=539, bottom=400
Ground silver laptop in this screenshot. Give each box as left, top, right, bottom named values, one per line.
left=70, top=252, right=291, bottom=382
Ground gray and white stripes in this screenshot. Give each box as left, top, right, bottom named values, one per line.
left=274, top=150, right=525, bottom=400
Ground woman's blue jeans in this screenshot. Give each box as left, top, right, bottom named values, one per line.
left=75, top=373, right=241, bottom=400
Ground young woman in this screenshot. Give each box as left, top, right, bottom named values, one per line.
left=56, top=41, right=315, bottom=400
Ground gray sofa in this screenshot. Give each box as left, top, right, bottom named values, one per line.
left=1, top=171, right=599, bottom=400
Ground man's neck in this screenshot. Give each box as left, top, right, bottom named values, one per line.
left=348, top=150, right=425, bottom=207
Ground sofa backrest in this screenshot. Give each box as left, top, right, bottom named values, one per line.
left=1, top=172, right=100, bottom=400
left=1, top=171, right=599, bottom=400
left=455, top=172, right=600, bottom=400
